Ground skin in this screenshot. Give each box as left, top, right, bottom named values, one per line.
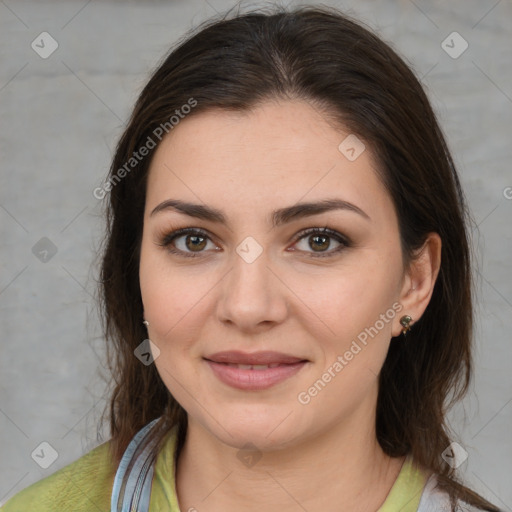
left=139, top=98, right=441, bottom=512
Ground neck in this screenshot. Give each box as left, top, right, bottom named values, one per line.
left=175, top=400, right=406, bottom=512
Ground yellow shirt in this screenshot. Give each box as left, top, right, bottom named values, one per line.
left=1, top=426, right=427, bottom=511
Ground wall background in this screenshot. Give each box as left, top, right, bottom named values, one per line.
left=1, top=0, right=511, bottom=508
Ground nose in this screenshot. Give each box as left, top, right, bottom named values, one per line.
left=216, top=247, right=288, bottom=333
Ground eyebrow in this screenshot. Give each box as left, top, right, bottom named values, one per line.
left=150, top=198, right=371, bottom=227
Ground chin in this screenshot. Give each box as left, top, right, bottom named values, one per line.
left=199, top=405, right=303, bottom=451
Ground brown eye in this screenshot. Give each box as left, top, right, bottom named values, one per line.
left=183, top=234, right=207, bottom=252
left=292, top=227, right=350, bottom=257
left=309, top=234, right=330, bottom=252
left=158, top=228, right=218, bottom=258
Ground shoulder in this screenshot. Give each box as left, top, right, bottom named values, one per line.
left=418, top=473, right=488, bottom=512
left=1, top=440, right=116, bottom=512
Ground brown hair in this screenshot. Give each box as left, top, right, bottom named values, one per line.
left=97, top=4, right=500, bottom=510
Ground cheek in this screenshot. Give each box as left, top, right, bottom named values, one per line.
left=140, top=238, right=195, bottom=318
left=140, top=271, right=204, bottom=344
left=139, top=243, right=219, bottom=365
left=300, top=273, right=400, bottom=413
left=327, top=264, right=396, bottom=317
left=309, top=256, right=401, bottom=361
left=139, top=257, right=205, bottom=395
left=140, top=244, right=190, bottom=339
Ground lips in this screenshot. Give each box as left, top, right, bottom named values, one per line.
left=204, top=351, right=309, bottom=390
left=204, top=350, right=307, bottom=365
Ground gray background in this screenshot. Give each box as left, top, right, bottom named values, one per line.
left=1, top=0, right=511, bottom=508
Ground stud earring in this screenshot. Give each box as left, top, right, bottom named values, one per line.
left=399, top=315, right=412, bottom=336
left=143, top=320, right=149, bottom=327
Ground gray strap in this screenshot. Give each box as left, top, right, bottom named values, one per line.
left=111, top=418, right=162, bottom=512
left=417, top=474, right=482, bottom=512
left=417, top=474, right=452, bottom=511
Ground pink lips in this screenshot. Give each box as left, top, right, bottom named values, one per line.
left=204, top=351, right=308, bottom=390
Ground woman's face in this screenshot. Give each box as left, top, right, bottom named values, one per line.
left=139, top=99, right=409, bottom=450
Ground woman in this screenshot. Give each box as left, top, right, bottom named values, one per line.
left=1, top=4, right=502, bottom=511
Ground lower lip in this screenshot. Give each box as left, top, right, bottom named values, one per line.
left=205, top=360, right=307, bottom=390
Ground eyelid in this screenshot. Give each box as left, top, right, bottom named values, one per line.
left=157, top=226, right=215, bottom=247
left=289, top=226, right=351, bottom=258
left=156, top=227, right=219, bottom=259
left=292, top=226, right=350, bottom=246
left=156, top=225, right=351, bottom=258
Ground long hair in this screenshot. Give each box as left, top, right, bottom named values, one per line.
left=97, top=4, right=499, bottom=510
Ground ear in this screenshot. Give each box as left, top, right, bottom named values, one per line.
left=392, top=232, right=442, bottom=337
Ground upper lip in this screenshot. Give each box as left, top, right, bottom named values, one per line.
left=205, top=351, right=307, bottom=365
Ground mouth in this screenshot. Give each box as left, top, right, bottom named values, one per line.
left=203, top=351, right=309, bottom=390
left=212, top=362, right=287, bottom=370
left=204, top=350, right=307, bottom=365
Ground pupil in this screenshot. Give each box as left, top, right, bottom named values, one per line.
left=311, top=235, right=329, bottom=251
left=187, top=235, right=206, bottom=251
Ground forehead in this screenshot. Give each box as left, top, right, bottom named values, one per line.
left=145, top=99, right=394, bottom=225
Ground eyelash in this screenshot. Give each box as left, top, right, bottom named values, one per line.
left=157, top=226, right=351, bottom=259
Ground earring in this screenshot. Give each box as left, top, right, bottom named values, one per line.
left=143, top=320, right=149, bottom=327
left=400, top=315, right=412, bottom=335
